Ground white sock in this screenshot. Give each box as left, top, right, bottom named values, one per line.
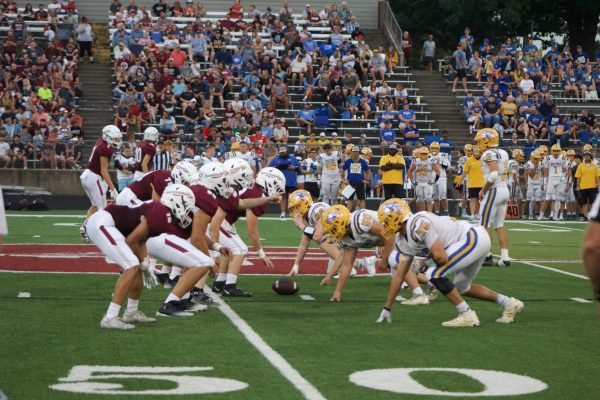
left=181, top=292, right=191, bottom=300
left=169, top=266, right=182, bottom=280
left=216, top=273, right=227, bottom=282
left=495, top=294, right=509, bottom=306
left=105, top=302, right=121, bottom=319
left=126, top=298, right=139, bottom=314
left=456, top=301, right=471, bottom=314
left=225, top=273, right=238, bottom=285
left=412, top=286, right=424, bottom=296
left=165, top=293, right=180, bottom=303
left=529, top=202, right=534, bottom=216
left=487, top=251, right=492, bottom=257
left=550, top=210, right=555, bottom=218
left=500, top=248, right=509, bottom=260
left=161, top=265, right=171, bottom=274
left=327, top=258, right=335, bottom=273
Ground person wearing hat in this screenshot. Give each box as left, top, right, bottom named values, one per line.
left=575, top=150, right=600, bottom=218
left=269, top=145, right=302, bottom=218
left=379, top=143, right=406, bottom=200
left=330, top=132, right=342, bottom=152
left=341, top=145, right=371, bottom=211
left=317, top=131, right=329, bottom=151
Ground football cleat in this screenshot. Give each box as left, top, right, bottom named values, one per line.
left=482, top=255, right=494, bottom=266
left=80, top=225, right=90, bottom=244
left=428, top=288, right=439, bottom=301
left=154, top=273, right=169, bottom=285
left=181, top=298, right=208, bottom=312
left=401, top=294, right=430, bottom=306
left=212, top=280, right=225, bottom=293
left=497, top=259, right=511, bottom=267
left=100, top=316, right=135, bottom=330
left=121, top=310, right=156, bottom=324
left=363, top=256, right=377, bottom=276
left=192, top=292, right=220, bottom=307
left=442, top=310, right=480, bottom=327
left=163, top=275, right=179, bottom=289
left=222, top=285, right=252, bottom=297
left=156, top=301, right=193, bottom=317
left=496, top=297, right=524, bottom=324
left=395, top=294, right=408, bottom=302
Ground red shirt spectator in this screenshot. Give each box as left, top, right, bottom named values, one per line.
left=169, top=46, right=187, bottom=67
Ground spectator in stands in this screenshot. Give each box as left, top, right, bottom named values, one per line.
left=401, top=31, right=413, bottom=66
left=272, top=119, right=289, bottom=144
left=8, top=134, right=27, bottom=169
left=452, top=43, right=468, bottom=92
left=403, top=123, right=420, bottom=152
left=159, top=111, right=176, bottom=137
left=563, top=69, right=581, bottom=101
left=369, top=49, right=386, bottom=81
left=182, top=98, right=200, bottom=133
left=398, top=101, right=416, bottom=134
left=459, top=27, right=474, bottom=59
left=421, top=34, right=435, bottom=72
left=328, top=85, right=346, bottom=118
left=379, top=120, right=396, bottom=154
left=468, top=51, right=483, bottom=82
left=295, top=103, right=315, bottom=134
left=0, top=135, right=10, bottom=167
left=501, top=95, right=518, bottom=130
left=483, top=95, right=501, bottom=127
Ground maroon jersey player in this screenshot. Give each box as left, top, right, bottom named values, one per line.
left=134, top=127, right=159, bottom=179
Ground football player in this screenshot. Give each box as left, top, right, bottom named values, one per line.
left=376, top=199, right=524, bottom=326
left=133, top=127, right=159, bottom=180
left=539, top=144, right=568, bottom=220
left=508, top=149, right=525, bottom=216
left=454, top=145, right=472, bottom=218
left=80, top=125, right=122, bottom=240
left=537, top=144, right=549, bottom=200
left=318, top=143, right=342, bottom=205
left=407, top=146, right=441, bottom=212
left=564, top=149, right=578, bottom=220
left=429, top=141, right=451, bottom=215
left=475, top=128, right=511, bottom=266
left=209, top=163, right=284, bottom=297
left=116, top=161, right=199, bottom=206
left=525, top=150, right=544, bottom=219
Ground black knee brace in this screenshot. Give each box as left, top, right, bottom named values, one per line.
left=430, top=277, right=455, bottom=295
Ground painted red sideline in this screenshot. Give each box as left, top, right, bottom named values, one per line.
left=0, top=245, right=375, bottom=275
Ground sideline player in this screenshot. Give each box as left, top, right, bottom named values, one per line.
left=80, top=125, right=122, bottom=239
left=539, top=144, right=567, bottom=220
left=407, top=147, right=440, bottom=212
left=209, top=163, right=284, bottom=297
left=525, top=150, right=543, bottom=219
left=508, top=149, right=524, bottom=217
left=133, top=127, right=159, bottom=180
left=318, top=143, right=342, bottom=205
left=376, top=199, right=524, bottom=326
left=475, top=128, right=511, bottom=267
left=429, top=141, right=451, bottom=215
left=564, top=149, right=578, bottom=220
left=454, top=145, right=471, bottom=218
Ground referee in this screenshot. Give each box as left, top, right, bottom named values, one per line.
left=153, top=140, right=175, bottom=170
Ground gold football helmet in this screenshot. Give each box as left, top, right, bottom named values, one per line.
left=429, top=141, right=441, bottom=155
left=530, top=150, right=541, bottom=164
left=464, top=143, right=473, bottom=156
left=378, top=198, right=412, bottom=238
left=566, top=149, right=575, bottom=160
left=230, top=141, right=241, bottom=151
left=474, top=128, right=500, bottom=151
left=321, top=205, right=351, bottom=242
left=361, top=146, right=373, bottom=161
left=288, top=189, right=313, bottom=216
left=418, top=146, right=430, bottom=160
left=512, top=148, right=525, bottom=162
left=538, top=144, right=548, bottom=157
left=551, top=144, right=561, bottom=156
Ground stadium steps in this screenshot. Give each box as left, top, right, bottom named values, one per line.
left=411, top=70, right=472, bottom=146
left=77, top=62, right=115, bottom=149
left=91, top=23, right=112, bottom=64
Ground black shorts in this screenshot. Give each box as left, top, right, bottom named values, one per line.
left=350, top=183, right=366, bottom=200
left=579, top=188, right=597, bottom=206
left=468, top=188, right=481, bottom=199
left=456, top=69, right=467, bottom=79
left=383, top=184, right=405, bottom=199
left=285, top=186, right=297, bottom=194
left=304, top=181, right=320, bottom=200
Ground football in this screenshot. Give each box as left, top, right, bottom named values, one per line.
left=272, top=279, right=299, bottom=295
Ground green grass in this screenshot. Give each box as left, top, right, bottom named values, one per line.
left=1, top=212, right=598, bottom=399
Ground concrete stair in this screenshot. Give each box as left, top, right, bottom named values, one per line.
left=78, top=62, right=115, bottom=151
left=91, top=23, right=112, bottom=64
left=410, top=70, right=472, bottom=148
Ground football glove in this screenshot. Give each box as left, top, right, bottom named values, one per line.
left=376, top=307, right=392, bottom=323
left=109, top=189, right=119, bottom=200
left=142, top=268, right=158, bottom=289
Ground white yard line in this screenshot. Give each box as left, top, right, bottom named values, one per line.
left=518, top=221, right=585, bottom=231
left=6, top=214, right=85, bottom=218
left=206, top=288, right=327, bottom=400
left=570, top=297, right=592, bottom=303
left=493, top=254, right=588, bottom=280
left=299, top=295, right=315, bottom=301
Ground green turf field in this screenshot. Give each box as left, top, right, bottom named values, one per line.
left=1, top=212, right=598, bottom=400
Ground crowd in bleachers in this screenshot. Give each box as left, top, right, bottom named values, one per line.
left=447, top=27, right=600, bottom=150
left=0, top=0, right=90, bottom=169
left=108, top=0, right=438, bottom=170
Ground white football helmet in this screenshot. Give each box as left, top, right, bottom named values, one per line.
left=256, top=167, right=286, bottom=196
left=160, top=183, right=197, bottom=229
left=102, top=125, right=123, bottom=149
left=171, top=161, right=199, bottom=185
left=198, top=161, right=232, bottom=198
left=307, top=202, right=330, bottom=226
left=223, top=158, right=254, bottom=190
left=143, top=126, right=160, bottom=142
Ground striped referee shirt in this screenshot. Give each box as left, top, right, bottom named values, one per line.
left=153, top=150, right=173, bottom=171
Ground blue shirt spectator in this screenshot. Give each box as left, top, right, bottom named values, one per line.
left=380, top=126, right=396, bottom=142
left=342, top=153, right=370, bottom=184
left=320, top=41, right=337, bottom=57
left=269, top=147, right=301, bottom=188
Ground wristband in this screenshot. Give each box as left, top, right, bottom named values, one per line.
left=257, top=248, right=266, bottom=258
left=211, top=243, right=223, bottom=252
left=303, top=226, right=315, bottom=239
left=383, top=306, right=391, bottom=312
